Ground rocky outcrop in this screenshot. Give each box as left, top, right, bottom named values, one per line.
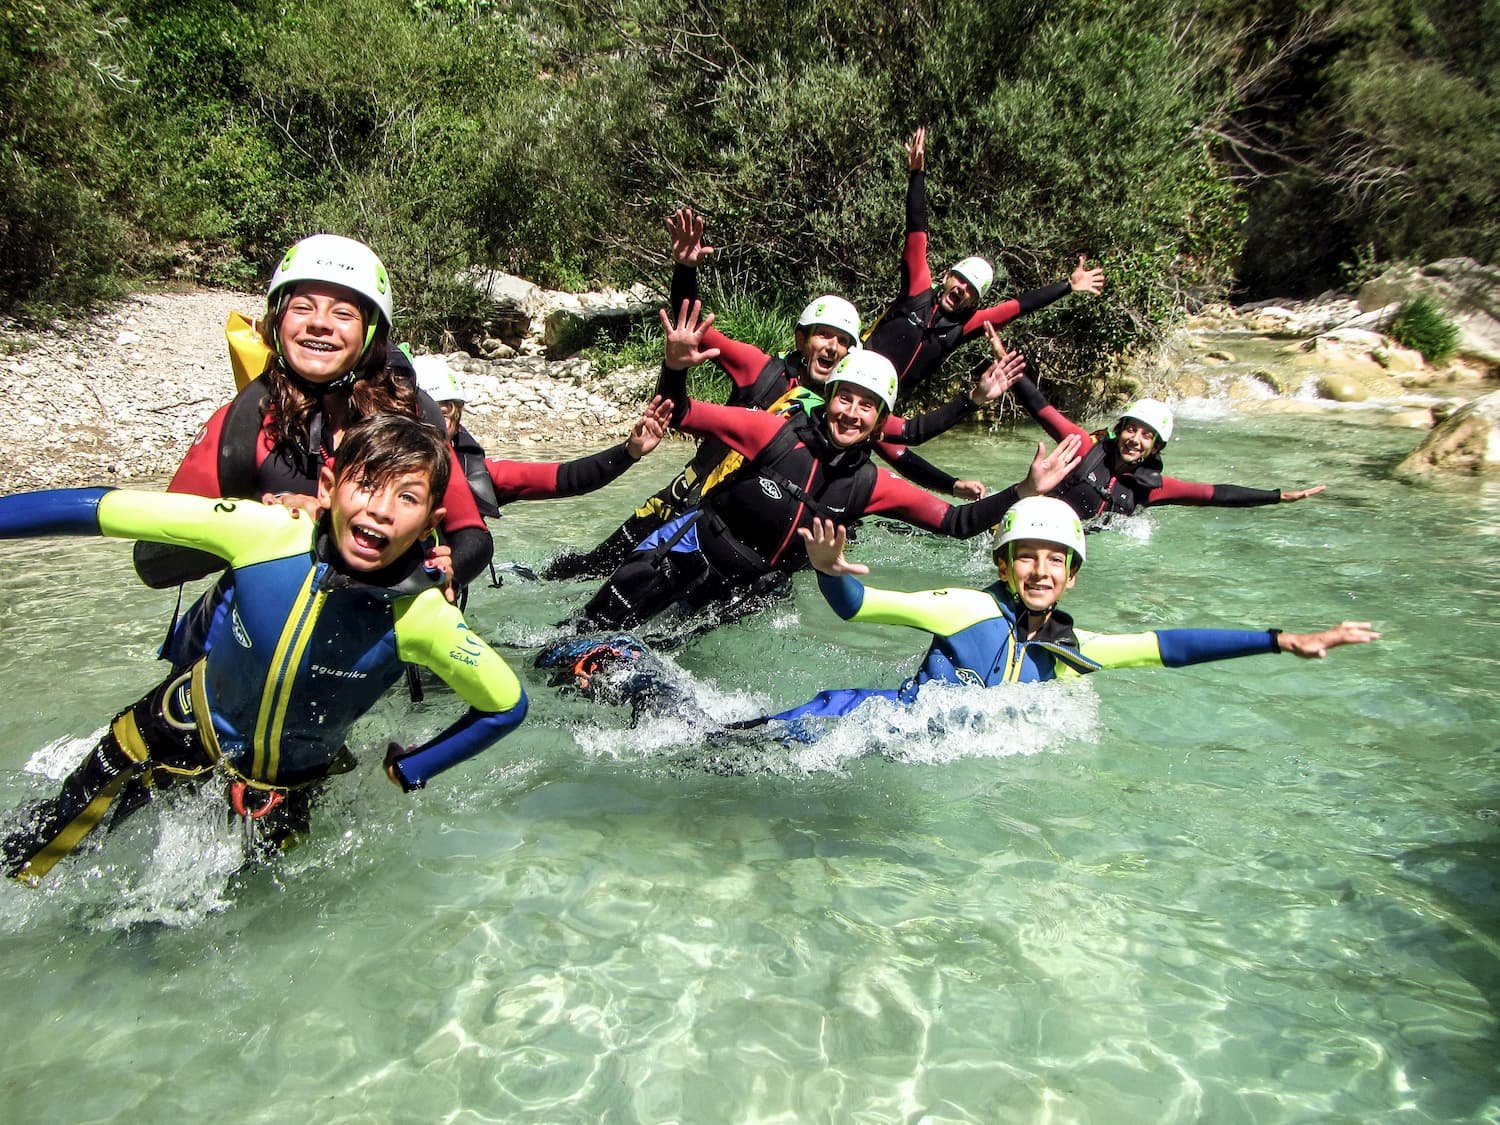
left=1396, top=390, right=1500, bottom=476
left=464, top=269, right=659, bottom=360
left=1358, top=258, right=1500, bottom=367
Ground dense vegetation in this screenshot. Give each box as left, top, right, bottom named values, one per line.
left=2, top=0, right=1494, bottom=408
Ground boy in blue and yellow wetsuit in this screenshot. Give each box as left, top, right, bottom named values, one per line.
left=0, top=415, right=528, bottom=885
left=748, top=502, right=1377, bottom=729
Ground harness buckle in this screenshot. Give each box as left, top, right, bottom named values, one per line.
left=229, top=781, right=285, bottom=821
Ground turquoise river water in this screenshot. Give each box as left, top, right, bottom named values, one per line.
left=0, top=396, right=1496, bottom=1122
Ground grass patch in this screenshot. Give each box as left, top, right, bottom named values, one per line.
left=1389, top=295, right=1459, bottom=363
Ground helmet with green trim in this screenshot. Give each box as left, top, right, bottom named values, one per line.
left=268, top=234, right=393, bottom=332
left=796, top=295, right=861, bottom=344
left=411, top=354, right=466, bottom=404
left=1116, top=398, right=1174, bottom=447
left=826, top=350, right=898, bottom=414
left=948, top=256, right=994, bottom=299
left=991, top=496, right=1086, bottom=570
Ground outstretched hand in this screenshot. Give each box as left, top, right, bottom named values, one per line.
left=906, top=126, right=926, bottom=172
left=1069, top=255, right=1105, bottom=295
left=627, top=395, right=675, bottom=459
left=973, top=324, right=1028, bottom=404
left=953, top=479, right=987, bottom=500
left=660, top=300, right=722, bottom=371
left=1020, top=434, right=1083, bottom=497
left=797, top=517, right=869, bottom=577
left=666, top=207, right=714, bottom=267
left=1280, top=484, right=1327, bottom=503
left=1276, top=621, right=1380, bottom=658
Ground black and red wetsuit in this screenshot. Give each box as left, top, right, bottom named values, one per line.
left=143, top=378, right=493, bottom=586
left=542, top=262, right=979, bottom=581
left=863, top=169, right=1074, bottom=398
left=1011, top=374, right=1283, bottom=520
left=577, top=378, right=1028, bottom=631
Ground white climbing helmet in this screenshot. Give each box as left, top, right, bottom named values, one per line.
left=826, top=350, right=898, bottom=414
left=1117, top=398, right=1174, bottom=446
left=411, top=354, right=466, bottom=404
left=948, top=256, right=994, bottom=299
left=796, top=295, right=861, bottom=344
left=991, top=496, right=1087, bottom=568
left=268, top=234, right=394, bottom=330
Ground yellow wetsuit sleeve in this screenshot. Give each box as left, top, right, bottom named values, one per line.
left=852, top=585, right=1002, bottom=638
left=1071, top=630, right=1165, bottom=672
left=393, top=589, right=523, bottom=712
left=96, top=491, right=311, bottom=568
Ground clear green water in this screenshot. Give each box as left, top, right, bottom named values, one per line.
left=0, top=402, right=1497, bottom=1122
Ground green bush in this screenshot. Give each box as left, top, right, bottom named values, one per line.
left=1389, top=295, right=1459, bottom=363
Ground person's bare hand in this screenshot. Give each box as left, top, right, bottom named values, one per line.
left=666, top=207, right=714, bottom=267
left=906, top=127, right=926, bottom=172
left=1280, top=484, right=1327, bottom=503
left=627, top=395, right=675, bottom=458
left=953, top=479, right=987, bottom=500
left=262, top=492, right=324, bottom=520
left=1069, top=255, right=1105, bottom=295
left=424, top=542, right=457, bottom=603
left=660, top=300, right=722, bottom=371
left=1020, top=434, right=1083, bottom=497
left=1276, top=622, right=1380, bottom=658
left=797, top=517, right=869, bottom=577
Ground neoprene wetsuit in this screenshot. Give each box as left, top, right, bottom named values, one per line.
left=1011, top=374, right=1284, bottom=520
left=0, top=488, right=527, bottom=884
left=763, top=572, right=1285, bottom=724
left=542, top=262, right=980, bottom=581
left=576, top=384, right=1031, bottom=633
left=135, top=372, right=494, bottom=588
left=863, top=169, right=1074, bottom=397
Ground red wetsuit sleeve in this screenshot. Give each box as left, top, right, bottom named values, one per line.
left=866, top=473, right=1026, bottom=537
left=1145, top=475, right=1219, bottom=506
left=677, top=399, right=784, bottom=458
left=166, top=403, right=235, bottom=496
left=861, top=470, right=958, bottom=531
left=702, top=327, right=773, bottom=391
left=902, top=232, right=932, bottom=298
left=440, top=447, right=486, bottom=532
left=957, top=281, right=1073, bottom=343
left=484, top=459, right=564, bottom=504
left=485, top=444, right=636, bottom=503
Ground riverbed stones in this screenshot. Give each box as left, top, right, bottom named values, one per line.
left=1396, top=389, right=1500, bottom=476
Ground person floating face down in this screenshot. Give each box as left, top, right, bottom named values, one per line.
left=991, top=326, right=1326, bottom=524
left=0, top=415, right=528, bottom=886
left=735, top=503, right=1377, bottom=733
left=564, top=301, right=1086, bottom=640
left=862, top=126, right=1107, bottom=399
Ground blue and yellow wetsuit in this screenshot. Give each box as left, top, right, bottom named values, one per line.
left=0, top=488, right=527, bottom=883
left=768, top=572, right=1283, bottom=722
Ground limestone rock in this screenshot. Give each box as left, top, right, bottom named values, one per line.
left=1359, top=258, right=1500, bottom=367
left=1396, top=389, right=1500, bottom=476
left=1316, top=375, right=1368, bottom=402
